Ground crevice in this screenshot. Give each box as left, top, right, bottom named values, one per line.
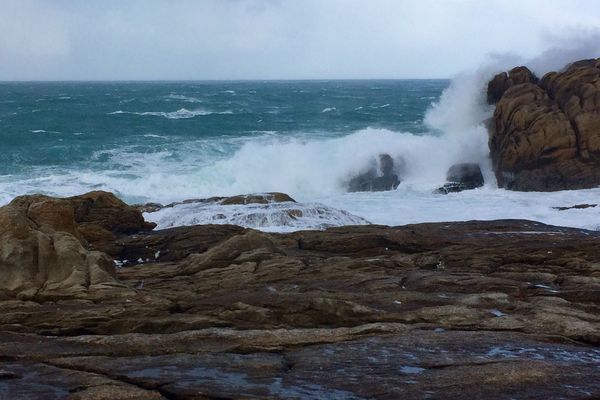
left=42, top=360, right=178, bottom=400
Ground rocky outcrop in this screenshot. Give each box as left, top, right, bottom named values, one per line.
left=348, top=153, right=402, bottom=192
left=0, top=198, right=121, bottom=299
left=488, top=58, right=600, bottom=191
left=435, top=163, right=484, bottom=194
left=487, top=66, right=538, bottom=104
left=9, top=191, right=156, bottom=256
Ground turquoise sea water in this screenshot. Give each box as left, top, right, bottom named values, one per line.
left=4, top=79, right=600, bottom=233
left=0, top=80, right=447, bottom=203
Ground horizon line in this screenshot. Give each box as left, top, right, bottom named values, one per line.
left=0, top=77, right=451, bottom=83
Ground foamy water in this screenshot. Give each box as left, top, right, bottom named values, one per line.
left=2, top=76, right=600, bottom=233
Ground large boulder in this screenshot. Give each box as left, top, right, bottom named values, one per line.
left=488, top=59, right=600, bottom=191
left=435, top=163, right=484, bottom=194
left=0, top=199, right=121, bottom=298
left=348, top=154, right=402, bottom=192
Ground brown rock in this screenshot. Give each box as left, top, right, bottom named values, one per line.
left=2, top=192, right=600, bottom=398
left=0, top=199, right=121, bottom=298
left=488, top=58, right=600, bottom=190
left=487, top=66, right=537, bottom=104
left=7, top=191, right=155, bottom=256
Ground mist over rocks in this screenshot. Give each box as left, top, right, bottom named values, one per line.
left=347, top=153, right=402, bottom=192
left=487, top=57, right=600, bottom=191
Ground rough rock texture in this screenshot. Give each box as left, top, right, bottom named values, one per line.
left=0, top=197, right=122, bottom=300
left=488, top=58, right=600, bottom=191
left=435, top=163, right=484, bottom=194
left=348, top=154, right=402, bottom=192
left=2, top=193, right=600, bottom=398
left=135, top=192, right=296, bottom=213
left=8, top=191, right=156, bottom=257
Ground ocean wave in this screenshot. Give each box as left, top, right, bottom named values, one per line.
left=165, top=94, right=202, bottom=103
left=108, top=108, right=233, bottom=119
left=321, top=107, right=337, bottom=113
left=30, top=129, right=61, bottom=134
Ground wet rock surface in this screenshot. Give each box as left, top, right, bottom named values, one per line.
left=488, top=58, right=600, bottom=191
left=348, top=154, right=401, bottom=192
left=2, top=195, right=600, bottom=398
left=435, top=163, right=484, bottom=194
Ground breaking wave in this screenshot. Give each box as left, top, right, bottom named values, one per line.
left=109, top=108, right=233, bottom=119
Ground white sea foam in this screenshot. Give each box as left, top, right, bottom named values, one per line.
left=109, top=108, right=232, bottom=119
left=30, top=129, right=61, bottom=134
left=145, top=199, right=370, bottom=232
left=165, top=94, right=202, bottom=103
left=321, top=107, right=337, bottom=113
left=6, top=41, right=600, bottom=233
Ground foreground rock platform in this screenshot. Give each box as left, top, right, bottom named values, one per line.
left=2, top=199, right=600, bottom=399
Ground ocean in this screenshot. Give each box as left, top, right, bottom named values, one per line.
left=2, top=79, right=600, bottom=232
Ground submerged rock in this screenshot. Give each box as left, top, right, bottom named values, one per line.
left=435, top=163, right=484, bottom=194
left=552, top=203, right=597, bottom=211
left=488, top=58, right=600, bottom=191
left=347, top=153, right=402, bottom=192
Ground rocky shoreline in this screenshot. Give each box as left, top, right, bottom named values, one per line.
left=3, top=57, right=600, bottom=399
left=1, top=191, right=600, bottom=399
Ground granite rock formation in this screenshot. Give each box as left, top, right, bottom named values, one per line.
left=487, top=58, right=600, bottom=191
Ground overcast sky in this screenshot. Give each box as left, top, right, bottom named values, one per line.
left=1, top=0, right=600, bottom=80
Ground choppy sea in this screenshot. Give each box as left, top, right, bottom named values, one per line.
left=2, top=79, right=600, bottom=231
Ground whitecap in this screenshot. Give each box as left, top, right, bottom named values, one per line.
left=108, top=108, right=232, bottom=119
left=30, top=129, right=61, bottom=134
left=321, top=107, right=337, bottom=113
left=165, top=94, right=202, bottom=103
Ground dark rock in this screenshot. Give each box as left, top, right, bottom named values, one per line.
left=220, top=192, right=296, bottom=205
left=348, top=154, right=402, bottom=192
left=552, top=203, right=597, bottom=211
left=488, top=58, right=600, bottom=191
left=133, top=202, right=164, bottom=213
left=118, top=224, right=247, bottom=264
left=435, top=163, right=484, bottom=194
left=487, top=72, right=510, bottom=104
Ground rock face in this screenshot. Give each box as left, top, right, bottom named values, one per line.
left=348, top=153, right=401, bottom=192
left=2, top=194, right=600, bottom=399
left=0, top=197, right=120, bottom=298
left=9, top=191, right=156, bottom=257
left=435, top=163, right=484, bottom=194
left=488, top=58, right=600, bottom=191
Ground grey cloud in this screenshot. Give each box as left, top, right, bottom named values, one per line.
left=1, top=0, right=600, bottom=80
